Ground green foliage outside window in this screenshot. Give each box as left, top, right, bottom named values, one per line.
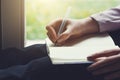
left=25, top=0, right=120, bottom=40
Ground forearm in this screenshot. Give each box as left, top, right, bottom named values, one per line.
left=77, top=17, right=100, bottom=36
left=84, top=17, right=100, bottom=33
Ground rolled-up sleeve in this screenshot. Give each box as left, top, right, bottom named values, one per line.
left=91, top=6, right=120, bottom=32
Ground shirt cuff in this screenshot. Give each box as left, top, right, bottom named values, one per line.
left=91, top=6, right=120, bottom=32
left=91, top=13, right=111, bottom=32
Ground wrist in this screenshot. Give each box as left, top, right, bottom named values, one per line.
left=84, top=17, right=100, bottom=34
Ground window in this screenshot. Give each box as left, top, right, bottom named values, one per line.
left=1, top=0, right=120, bottom=48
left=1, top=0, right=24, bottom=49
left=25, top=0, right=120, bottom=46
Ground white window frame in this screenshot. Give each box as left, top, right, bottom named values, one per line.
left=1, top=0, right=24, bottom=49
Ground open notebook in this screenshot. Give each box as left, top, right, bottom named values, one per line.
left=45, top=33, right=119, bottom=64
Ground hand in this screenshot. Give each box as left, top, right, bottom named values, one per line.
left=46, top=17, right=99, bottom=45
left=87, top=48, right=120, bottom=80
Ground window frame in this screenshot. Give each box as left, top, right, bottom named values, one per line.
left=0, top=0, right=2, bottom=49
left=1, top=0, right=24, bottom=49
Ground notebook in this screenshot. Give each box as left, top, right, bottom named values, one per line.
left=45, top=33, right=119, bottom=64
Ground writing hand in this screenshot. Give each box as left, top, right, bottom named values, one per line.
left=46, top=18, right=99, bottom=45
left=87, top=49, right=120, bottom=80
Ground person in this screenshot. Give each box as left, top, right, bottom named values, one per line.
left=0, top=6, right=119, bottom=80
left=46, top=5, right=120, bottom=80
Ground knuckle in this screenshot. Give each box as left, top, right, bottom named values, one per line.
left=46, top=25, right=50, bottom=30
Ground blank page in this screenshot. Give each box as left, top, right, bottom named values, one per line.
left=46, top=33, right=118, bottom=64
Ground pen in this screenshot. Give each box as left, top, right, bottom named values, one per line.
left=57, top=7, right=71, bottom=35
left=55, top=7, right=71, bottom=46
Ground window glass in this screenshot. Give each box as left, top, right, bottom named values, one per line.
left=25, top=0, right=120, bottom=40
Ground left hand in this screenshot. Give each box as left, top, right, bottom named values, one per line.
left=87, top=48, right=120, bottom=80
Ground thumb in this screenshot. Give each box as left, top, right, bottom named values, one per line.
left=56, top=30, right=71, bottom=45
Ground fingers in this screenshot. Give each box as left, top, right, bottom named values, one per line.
left=88, top=54, right=120, bottom=80
left=87, top=48, right=120, bottom=61
left=46, top=19, right=62, bottom=43
left=56, top=29, right=71, bottom=45
left=46, top=25, right=57, bottom=43
left=46, top=18, right=71, bottom=45
left=88, top=54, right=120, bottom=71
left=94, top=57, right=107, bottom=62
left=92, top=62, right=120, bottom=75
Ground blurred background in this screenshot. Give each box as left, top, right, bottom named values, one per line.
left=25, top=0, right=120, bottom=41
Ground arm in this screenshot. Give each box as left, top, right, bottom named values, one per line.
left=91, top=5, right=120, bottom=32
left=87, top=6, right=120, bottom=80
left=46, top=6, right=120, bottom=45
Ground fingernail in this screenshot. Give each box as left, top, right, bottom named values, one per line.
left=87, top=55, right=93, bottom=58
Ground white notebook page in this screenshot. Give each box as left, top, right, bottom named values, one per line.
left=46, top=33, right=118, bottom=64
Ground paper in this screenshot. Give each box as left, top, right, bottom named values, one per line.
left=46, top=33, right=118, bottom=64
